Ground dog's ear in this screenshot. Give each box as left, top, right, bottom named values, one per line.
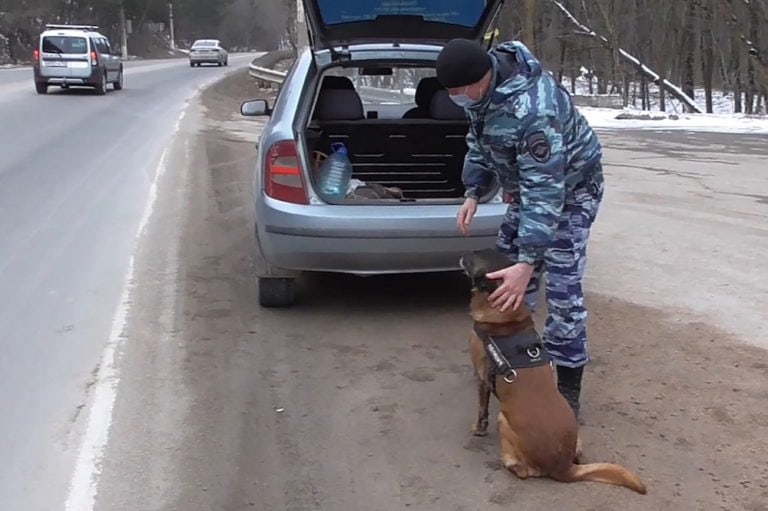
left=460, top=249, right=511, bottom=293
left=481, top=249, right=517, bottom=273
left=459, top=253, right=474, bottom=278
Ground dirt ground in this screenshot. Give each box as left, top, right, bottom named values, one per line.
left=95, top=69, right=768, bottom=511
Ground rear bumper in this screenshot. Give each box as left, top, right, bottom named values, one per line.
left=190, top=55, right=223, bottom=63
left=34, top=65, right=100, bottom=85
left=256, top=197, right=506, bottom=275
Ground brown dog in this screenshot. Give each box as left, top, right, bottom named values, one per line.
left=460, top=249, right=647, bottom=494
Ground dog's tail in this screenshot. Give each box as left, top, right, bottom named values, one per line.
left=559, top=463, right=647, bottom=494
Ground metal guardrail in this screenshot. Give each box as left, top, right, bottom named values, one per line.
left=249, top=65, right=287, bottom=85
left=248, top=53, right=413, bottom=103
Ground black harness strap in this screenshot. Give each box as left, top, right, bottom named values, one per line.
left=473, top=323, right=551, bottom=396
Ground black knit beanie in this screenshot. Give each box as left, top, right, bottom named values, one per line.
left=436, top=38, right=492, bottom=88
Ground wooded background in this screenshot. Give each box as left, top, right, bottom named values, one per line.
left=2, top=0, right=766, bottom=113
left=0, top=0, right=288, bottom=61
left=498, top=0, right=768, bottom=113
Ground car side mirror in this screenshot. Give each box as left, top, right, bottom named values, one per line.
left=241, top=99, right=271, bottom=117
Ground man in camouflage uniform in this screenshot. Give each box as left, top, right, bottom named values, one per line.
left=436, top=39, right=605, bottom=418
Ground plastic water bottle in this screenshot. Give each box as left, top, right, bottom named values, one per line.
left=317, top=142, right=353, bottom=201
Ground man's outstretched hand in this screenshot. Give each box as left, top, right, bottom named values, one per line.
left=457, top=197, right=478, bottom=236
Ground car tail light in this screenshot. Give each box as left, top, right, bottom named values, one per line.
left=91, top=51, right=98, bottom=66
left=33, top=49, right=40, bottom=62
left=264, top=140, right=308, bottom=205
left=502, top=192, right=513, bottom=203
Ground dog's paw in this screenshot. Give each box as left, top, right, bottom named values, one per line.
left=574, top=436, right=583, bottom=463
left=471, top=423, right=489, bottom=437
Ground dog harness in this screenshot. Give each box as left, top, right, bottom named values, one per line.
left=473, top=323, right=551, bottom=396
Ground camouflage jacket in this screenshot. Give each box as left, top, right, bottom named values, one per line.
left=462, top=41, right=603, bottom=264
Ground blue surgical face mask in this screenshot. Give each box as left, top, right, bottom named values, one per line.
left=449, top=93, right=475, bottom=108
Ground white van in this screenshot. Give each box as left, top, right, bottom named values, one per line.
left=33, top=24, right=124, bottom=95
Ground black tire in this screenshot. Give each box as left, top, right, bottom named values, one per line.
left=218, top=61, right=223, bottom=67
left=258, top=277, right=296, bottom=308
left=95, top=72, right=108, bottom=95
left=113, top=68, right=124, bottom=90
left=190, top=61, right=195, bottom=67
left=35, top=82, right=48, bottom=94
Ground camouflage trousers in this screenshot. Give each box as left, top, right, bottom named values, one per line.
left=496, top=178, right=604, bottom=368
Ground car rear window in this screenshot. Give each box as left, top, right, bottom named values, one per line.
left=42, top=36, right=88, bottom=54
left=192, top=40, right=217, bottom=48
left=316, top=0, right=487, bottom=26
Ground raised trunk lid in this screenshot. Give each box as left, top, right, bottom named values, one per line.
left=303, top=0, right=504, bottom=51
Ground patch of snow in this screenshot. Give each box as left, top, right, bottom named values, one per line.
left=581, top=107, right=768, bottom=134
left=560, top=74, right=756, bottom=116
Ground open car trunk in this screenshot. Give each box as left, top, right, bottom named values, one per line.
left=304, top=84, right=499, bottom=204
left=296, top=0, right=506, bottom=204
left=306, top=119, right=470, bottom=203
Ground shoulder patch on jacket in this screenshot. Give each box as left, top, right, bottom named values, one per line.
left=526, top=131, right=551, bottom=163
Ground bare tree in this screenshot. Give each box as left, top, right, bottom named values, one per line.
left=548, top=0, right=702, bottom=112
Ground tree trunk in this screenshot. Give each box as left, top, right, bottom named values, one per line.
left=733, top=44, right=743, bottom=113
left=700, top=5, right=715, bottom=113
left=623, top=73, right=630, bottom=107
left=656, top=37, right=667, bottom=112
left=285, top=0, right=298, bottom=51
left=642, top=75, right=649, bottom=110
left=570, top=62, right=577, bottom=94
left=558, top=36, right=567, bottom=83
left=524, top=0, right=538, bottom=51
left=681, top=0, right=697, bottom=111
left=746, top=0, right=760, bottom=114
left=597, top=55, right=609, bottom=94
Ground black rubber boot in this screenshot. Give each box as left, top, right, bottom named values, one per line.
left=556, top=365, right=584, bottom=419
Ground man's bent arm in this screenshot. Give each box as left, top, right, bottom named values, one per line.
left=515, top=114, right=566, bottom=265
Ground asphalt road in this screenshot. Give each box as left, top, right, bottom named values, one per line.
left=0, top=54, right=257, bottom=511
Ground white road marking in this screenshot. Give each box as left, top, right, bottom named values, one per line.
left=63, top=123, right=177, bottom=511
left=62, top=59, right=250, bottom=508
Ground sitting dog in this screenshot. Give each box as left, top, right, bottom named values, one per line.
left=460, top=248, right=647, bottom=494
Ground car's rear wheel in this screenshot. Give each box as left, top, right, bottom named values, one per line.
left=218, top=61, right=223, bottom=67
left=113, top=68, right=124, bottom=90
left=35, top=82, right=48, bottom=94
left=258, top=277, right=296, bottom=308
left=190, top=61, right=195, bottom=67
left=96, top=72, right=108, bottom=95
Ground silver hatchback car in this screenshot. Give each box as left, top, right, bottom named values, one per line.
left=241, top=0, right=507, bottom=307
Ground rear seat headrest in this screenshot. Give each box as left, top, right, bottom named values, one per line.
left=321, top=75, right=355, bottom=90
left=314, top=88, right=365, bottom=120
left=414, top=77, right=442, bottom=108
left=429, top=90, right=467, bottom=120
